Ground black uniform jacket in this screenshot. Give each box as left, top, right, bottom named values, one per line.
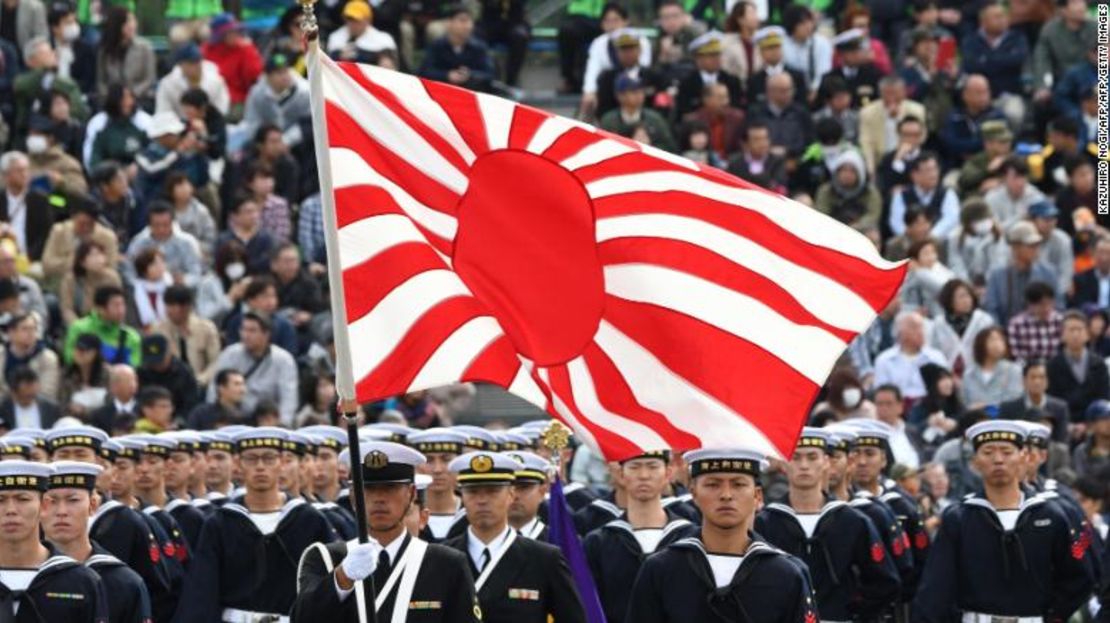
left=626, top=533, right=820, bottom=623
left=89, top=499, right=180, bottom=622
left=0, top=549, right=108, bottom=623
left=86, top=543, right=153, bottom=623
left=292, top=533, right=481, bottom=623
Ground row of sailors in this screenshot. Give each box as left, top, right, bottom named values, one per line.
left=0, top=417, right=1107, bottom=622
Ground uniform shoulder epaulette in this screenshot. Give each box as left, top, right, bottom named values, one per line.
left=86, top=553, right=125, bottom=568
left=591, top=499, right=622, bottom=517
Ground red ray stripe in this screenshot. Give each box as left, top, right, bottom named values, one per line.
left=334, top=186, right=454, bottom=257
left=337, top=62, right=473, bottom=175
left=342, top=242, right=450, bottom=323
left=573, top=152, right=700, bottom=185
left=593, top=192, right=906, bottom=311
left=508, top=105, right=550, bottom=151
left=355, top=297, right=488, bottom=398
left=541, top=127, right=606, bottom=163
left=579, top=344, right=701, bottom=451
left=598, top=238, right=856, bottom=343
left=458, top=335, right=526, bottom=387
left=543, top=363, right=643, bottom=460
left=326, top=102, right=461, bottom=218
left=421, top=80, right=490, bottom=156
left=602, top=296, right=818, bottom=458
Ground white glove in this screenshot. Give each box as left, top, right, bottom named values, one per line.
left=340, top=540, right=382, bottom=583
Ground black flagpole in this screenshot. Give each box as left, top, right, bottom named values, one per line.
left=344, top=405, right=369, bottom=544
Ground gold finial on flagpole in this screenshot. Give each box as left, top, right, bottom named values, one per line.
left=540, top=421, right=572, bottom=472
left=299, top=0, right=319, bottom=43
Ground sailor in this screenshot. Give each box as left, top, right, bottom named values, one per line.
left=292, top=441, right=481, bottom=622
left=200, top=431, right=235, bottom=506
left=404, top=474, right=433, bottom=537
left=174, top=426, right=339, bottom=621
left=126, top=434, right=192, bottom=569
left=294, top=430, right=357, bottom=540
left=754, top=427, right=901, bottom=622
left=0, top=460, right=108, bottom=622
left=626, top=448, right=820, bottom=623
left=912, top=420, right=1097, bottom=622
left=3, top=430, right=49, bottom=462
left=159, top=432, right=207, bottom=549
left=0, top=435, right=34, bottom=460
left=506, top=451, right=552, bottom=540
left=300, top=425, right=350, bottom=505
left=184, top=432, right=212, bottom=514
left=583, top=449, right=697, bottom=623
left=452, top=426, right=501, bottom=453
left=574, top=461, right=627, bottom=535
left=443, top=451, right=587, bottom=623
left=407, top=428, right=469, bottom=542
left=41, top=460, right=153, bottom=623
left=95, top=439, right=119, bottom=500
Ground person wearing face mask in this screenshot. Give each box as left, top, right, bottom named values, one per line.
left=13, top=36, right=88, bottom=139
left=813, top=369, right=877, bottom=421
left=25, top=113, right=86, bottom=196
left=46, top=1, right=94, bottom=96
left=928, top=279, right=996, bottom=375
left=945, top=199, right=1010, bottom=288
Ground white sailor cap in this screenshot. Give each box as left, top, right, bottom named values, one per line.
left=496, top=431, right=533, bottom=452
left=128, top=434, right=176, bottom=457
left=100, top=439, right=123, bottom=461
left=361, top=423, right=413, bottom=444
left=610, top=27, right=641, bottom=48
left=283, top=431, right=316, bottom=456
left=407, top=428, right=469, bottom=456
left=452, top=425, right=500, bottom=452
left=966, top=420, right=1027, bottom=450
left=1014, top=420, right=1052, bottom=449
left=232, top=427, right=288, bottom=452
left=200, top=431, right=235, bottom=454
left=501, top=451, right=551, bottom=483
left=519, top=420, right=552, bottom=432
left=688, top=30, right=723, bottom=54
left=832, top=27, right=867, bottom=50
left=683, top=448, right=767, bottom=480
left=220, top=425, right=253, bottom=436
left=114, top=437, right=145, bottom=461
left=415, top=474, right=432, bottom=491
left=795, top=427, right=833, bottom=453
left=160, top=431, right=202, bottom=454
left=754, top=26, right=786, bottom=48
left=48, top=460, right=103, bottom=491
left=354, top=441, right=426, bottom=484
left=301, top=425, right=348, bottom=451
left=44, top=426, right=108, bottom=453
left=2, top=435, right=37, bottom=459
left=823, top=424, right=858, bottom=453
left=0, top=460, right=53, bottom=490
left=842, top=419, right=892, bottom=448
left=449, top=451, right=523, bottom=486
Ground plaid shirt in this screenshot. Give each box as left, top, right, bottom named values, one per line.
left=1007, top=310, right=1063, bottom=363
left=297, top=194, right=325, bottom=264
left=259, top=194, right=292, bottom=243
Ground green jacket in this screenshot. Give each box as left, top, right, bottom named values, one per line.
left=166, top=0, right=223, bottom=20
left=567, top=0, right=604, bottom=18
left=90, top=118, right=148, bottom=169
left=76, top=0, right=134, bottom=25
left=600, top=108, right=678, bottom=154
left=64, top=311, right=142, bottom=367
left=1031, top=17, right=1097, bottom=91
left=14, top=70, right=88, bottom=137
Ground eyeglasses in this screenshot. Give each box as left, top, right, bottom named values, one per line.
left=240, top=453, right=281, bottom=467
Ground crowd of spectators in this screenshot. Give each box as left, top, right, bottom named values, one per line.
left=0, top=0, right=1106, bottom=540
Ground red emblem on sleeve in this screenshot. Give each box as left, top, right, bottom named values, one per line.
left=149, top=543, right=160, bottom=563
left=891, top=533, right=905, bottom=556
left=870, top=542, right=885, bottom=563
left=914, top=532, right=928, bottom=550
left=163, top=543, right=176, bottom=559
left=1071, top=529, right=1091, bottom=560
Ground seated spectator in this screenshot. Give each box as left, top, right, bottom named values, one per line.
left=884, top=207, right=933, bottom=262
left=198, top=238, right=248, bottom=322
left=987, top=224, right=1061, bottom=325
left=95, top=6, right=156, bottom=102
left=48, top=1, right=96, bottom=96
left=126, top=201, right=203, bottom=284
left=132, top=385, right=176, bottom=434
left=88, top=363, right=138, bottom=433
left=651, top=0, right=704, bottom=81
left=296, top=374, right=336, bottom=428
left=887, top=152, right=959, bottom=239
left=1047, top=310, right=1110, bottom=424
left=1056, top=158, right=1099, bottom=238
left=1035, top=0, right=1096, bottom=108
left=153, top=285, right=221, bottom=386
left=165, top=0, right=224, bottom=47
left=720, top=1, right=760, bottom=82
left=906, top=364, right=962, bottom=452
left=137, top=334, right=199, bottom=417
left=297, top=193, right=326, bottom=268
left=326, top=0, right=397, bottom=61
left=57, top=333, right=109, bottom=419
left=58, top=240, right=122, bottom=327
left=811, top=368, right=876, bottom=420
left=1071, top=400, right=1109, bottom=477
left=216, top=192, right=276, bottom=275
left=418, top=6, right=494, bottom=93
left=223, top=123, right=301, bottom=208
left=1028, top=201, right=1074, bottom=297
left=956, top=120, right=1013, bottom=198
left=856, top=77, right=927, bottom=177
left=477, top=0, right=531, bottom=86
left=1052, top=42, right=1098, bottom=126
left=221, top=275, right=298, bottom=355
left=187, top=369, right=246, bottom=430
left=928, top=279, right=995, bottom=372
left=164, top=172, right=216, bottom=258
left=242, top=52, right=310, bottom=144
left=839, top=6, right=893, bottom=75
left=88, top=85, right=149, bottom=171
left=1005, top=281, right=1063, bottom=362
left=998, top=360, right=1070, bottom=442
left=960, top=3, right=1028, bottom=127
left=154, top=43, right=231, bottom=118
left=592, top=30, right=665, bottom=119
left=938, top=74, right=1005, bottom=168
left=180, top=88, right=228, bottom=173
left=0, top=367, right=61, bottom=431
left=683, top=82, right=744, bottom=162
left=0, top=150, right=55, bottom=262
left=202, top=13, right=263, bottom=111
left=0, top=312, right=57, bottom=400
left=1030, top=115, right=1099, bottom=197
left=14, top=36, right=87, bottom=138
left=818, top=29, right=880, bottom=109
left=208, top=311, right=298, bottom=426
left=40, top=195, right=118, bottom=281
left=899, top=237, right=953, bottom=318
left=1071, top=238, right=1110, bottom=309
left=746, top=72, right=814, bottom=164
left=961, top=326, right=1023, bottom=408
left=790, top=118, right=849, bottom=197
left=780, top=5, right=831, bottom=103
left=599, top=75, right=676, bottom=153
left=249, top=400, right=282, bottom=428
left=813, top=77, right=859, bottom=145
left=271, top=242, right=325, bottom=338
left=63, top=285, right=142, bottom=367
left=0, top=242, right=47, bottom=323
left=898, top=26, right=955, bottom=133
left=129, top=247, right=170, bottom=330
left=245, top=162, right=292, bottom=243
left=873, top=310, right=948, bottom=401
left=983, top=156, right=1045, bottom=229
left=874, top=116, right=926, bottom=205
left=43, top=89, right=84, bottom=162
left=579, top=4, right=651, bottom=115
left=25, top=114, right=85, bottom=195
left=746, top=26, right=806, bottom=108
left=675, top=32, right=743, bottom=117
left=136, top=112, right=209, bottom=203
left=873, top=383, right=925, bottom=468
left=1083, top=305, right=1110, bottom=358
left=89, top=162, right=140, bottom=251
left=726, top=122, right=787, bottom=195
left=813, top=149, right=881, bottom=230
left=946, top=201, right=1006, bottom=288
left=896, top=0, right=955, bottom=65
